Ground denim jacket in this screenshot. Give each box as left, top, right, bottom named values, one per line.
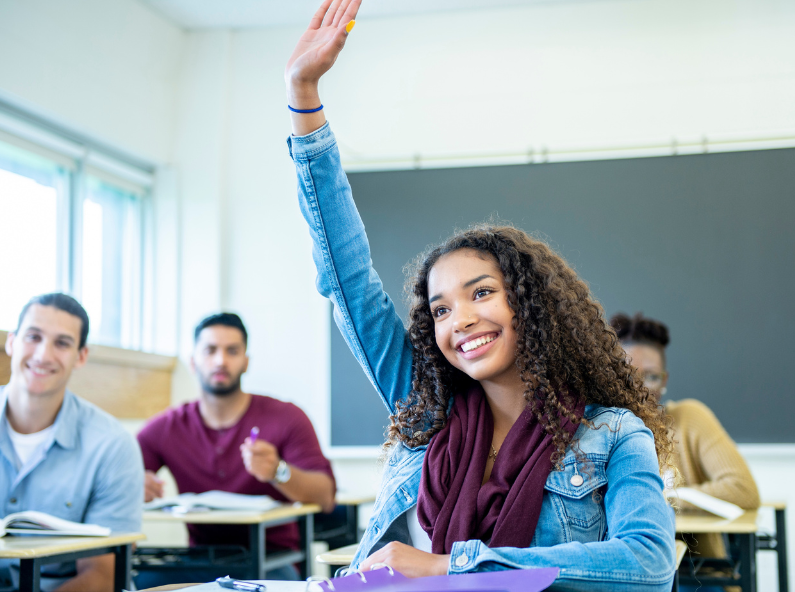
left=288, top=123, right=676, bottom=591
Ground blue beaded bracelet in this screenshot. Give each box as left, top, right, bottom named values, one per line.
left=288, top=104, right=324, bottom=114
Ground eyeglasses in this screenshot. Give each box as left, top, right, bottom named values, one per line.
left=640, top=371, right=667, bottom=389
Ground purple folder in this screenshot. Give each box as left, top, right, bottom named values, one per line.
left=315, top=567, right=559, bottom=592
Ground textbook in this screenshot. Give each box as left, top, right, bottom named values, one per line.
left=0, top=511, right=111, bottom=537
left=143, top=490, right=281, bottom=514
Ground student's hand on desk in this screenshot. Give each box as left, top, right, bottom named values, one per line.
left=240, top=438, right=280, bottom=482
left=144, top=470, right=164, bottom=502
left=360, top=541, right=450, bottom=578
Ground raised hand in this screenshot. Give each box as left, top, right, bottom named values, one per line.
left=285, top=0, right=361, bottom=91
left=285, top=0, right=361, bottom=135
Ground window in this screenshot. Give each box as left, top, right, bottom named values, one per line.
left=0, top=105, right=153, bottom=350
left=81, top=176, right=144, bottom=348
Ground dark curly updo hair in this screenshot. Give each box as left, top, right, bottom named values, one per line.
left=388, top=223, right=674, bottom=473
left=610, top=312, right=669, bottom=367
left=610, top=312, right=669, bottom=348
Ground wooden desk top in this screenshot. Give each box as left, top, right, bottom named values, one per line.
left=675, top=509, right=759, bottom=534
left=0, top=532, right=145, bottom=559
left=143, top=503, right=321, bottom=525
left=335, top=493, right=376, bottom=506
left=316, top=543, right=359, bottom=565
left=762, top=500, right=787, bottom=510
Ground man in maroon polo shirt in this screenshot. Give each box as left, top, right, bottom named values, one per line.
left=136, top=313, right=335, bottom=585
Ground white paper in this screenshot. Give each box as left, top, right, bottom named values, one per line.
left=144, top=490, right=280, bottom=513
left=666, top=487, right=745, bottom=520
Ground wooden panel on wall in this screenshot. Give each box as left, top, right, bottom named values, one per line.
left=0, top=331, right=176, bottom=419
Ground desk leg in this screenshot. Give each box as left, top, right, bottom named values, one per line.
left=19, top=558, right=41, bottom=592
left=249, top=522, right=267, bottom=580
left=776, top=508, right=789, bottom=592
left=298, top=515, right=314, bottom=580
left=739, top=533, right=757, bottom=592
left=347, top=505, right=358, bottom=545
left=113, top=544, right=132, bottom=592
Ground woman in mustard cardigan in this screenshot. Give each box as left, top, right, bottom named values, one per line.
left=610, top=312, right=760, bottom=560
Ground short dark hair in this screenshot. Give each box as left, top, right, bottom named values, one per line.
left=194, top=312, right=248, bottom=345
left=17, top=293, right=90, bottom=349
left=609, top=312, right=669, bottom=349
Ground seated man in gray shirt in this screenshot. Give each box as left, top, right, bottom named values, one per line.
left=0, top=293, right=143, bottom=592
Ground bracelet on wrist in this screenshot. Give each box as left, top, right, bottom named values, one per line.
left=288, top=104, right=323, bottom=114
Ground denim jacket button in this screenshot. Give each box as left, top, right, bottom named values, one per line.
left=455, top=554, right=469, bottom=567
left=570, top=474, right=584, bottom=487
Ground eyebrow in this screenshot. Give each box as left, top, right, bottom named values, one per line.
left=428, top=274, right=497, bottom=304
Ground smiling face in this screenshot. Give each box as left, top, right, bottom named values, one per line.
left=5, top=304, right=88, bottom=399
left=427, top=248, right=521, bottom=388
left=192, top=325, right=249, bottom=397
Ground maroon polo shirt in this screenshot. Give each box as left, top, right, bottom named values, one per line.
left=137, top=394, right=335, bottom=551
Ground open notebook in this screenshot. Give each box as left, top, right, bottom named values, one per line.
left=143, top=491, right=281, bottom=514
left=0, top=511, right=110, bottom=537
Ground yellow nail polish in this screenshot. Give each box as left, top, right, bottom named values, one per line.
left=346, top=20, right=356, bottom=33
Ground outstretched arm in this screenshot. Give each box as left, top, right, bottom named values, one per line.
left=285, top=0, right=415, bottom=414
left=285, top=0, right=360, bottom=136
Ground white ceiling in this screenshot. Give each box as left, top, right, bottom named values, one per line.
left=138, top=0, right=594, bottom=29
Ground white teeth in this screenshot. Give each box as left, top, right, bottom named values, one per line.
left=461, top=335, right=496, bottom=352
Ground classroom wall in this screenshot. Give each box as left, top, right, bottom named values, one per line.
left=0, top=0, right=185, bottom=164
left=326, top=0, right=795, bottom=161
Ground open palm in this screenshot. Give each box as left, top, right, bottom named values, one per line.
left=285, top=0, right=362, bottom=85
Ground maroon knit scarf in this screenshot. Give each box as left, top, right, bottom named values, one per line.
left=416, top=384, right=583, bottom=554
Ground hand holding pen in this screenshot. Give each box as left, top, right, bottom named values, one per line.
left=241, top=426, right=281, bottom=482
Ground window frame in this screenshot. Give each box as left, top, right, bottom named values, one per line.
left=0, top=91, right=157, bottom=352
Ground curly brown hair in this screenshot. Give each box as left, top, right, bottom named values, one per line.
left=387, top=223, right=675, bottom=473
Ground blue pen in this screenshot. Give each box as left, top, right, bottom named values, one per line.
left=217, top=575, right=266, bottom=592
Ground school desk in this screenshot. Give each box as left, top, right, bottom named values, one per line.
left=0, top=531, right=145, bottom=592
left=676, top=509, right=759, bottom=592
left=316, top=543, right=359, bottom=566
left=315, top=493, right=376, bottom=550
left=140, top=504, right=321, bottom=580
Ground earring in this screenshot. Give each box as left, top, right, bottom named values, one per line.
left=660, top=387, right=668, bottom=396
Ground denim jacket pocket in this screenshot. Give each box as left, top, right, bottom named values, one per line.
left=542, top=457, right=608, bottom=544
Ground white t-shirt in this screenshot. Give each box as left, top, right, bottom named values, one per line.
left=407, top=506, right=433, bottom=552
left=6, top=418, right=55, bottom=468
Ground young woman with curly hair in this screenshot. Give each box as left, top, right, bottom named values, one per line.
left=285, top=1, right=676, bottom=589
